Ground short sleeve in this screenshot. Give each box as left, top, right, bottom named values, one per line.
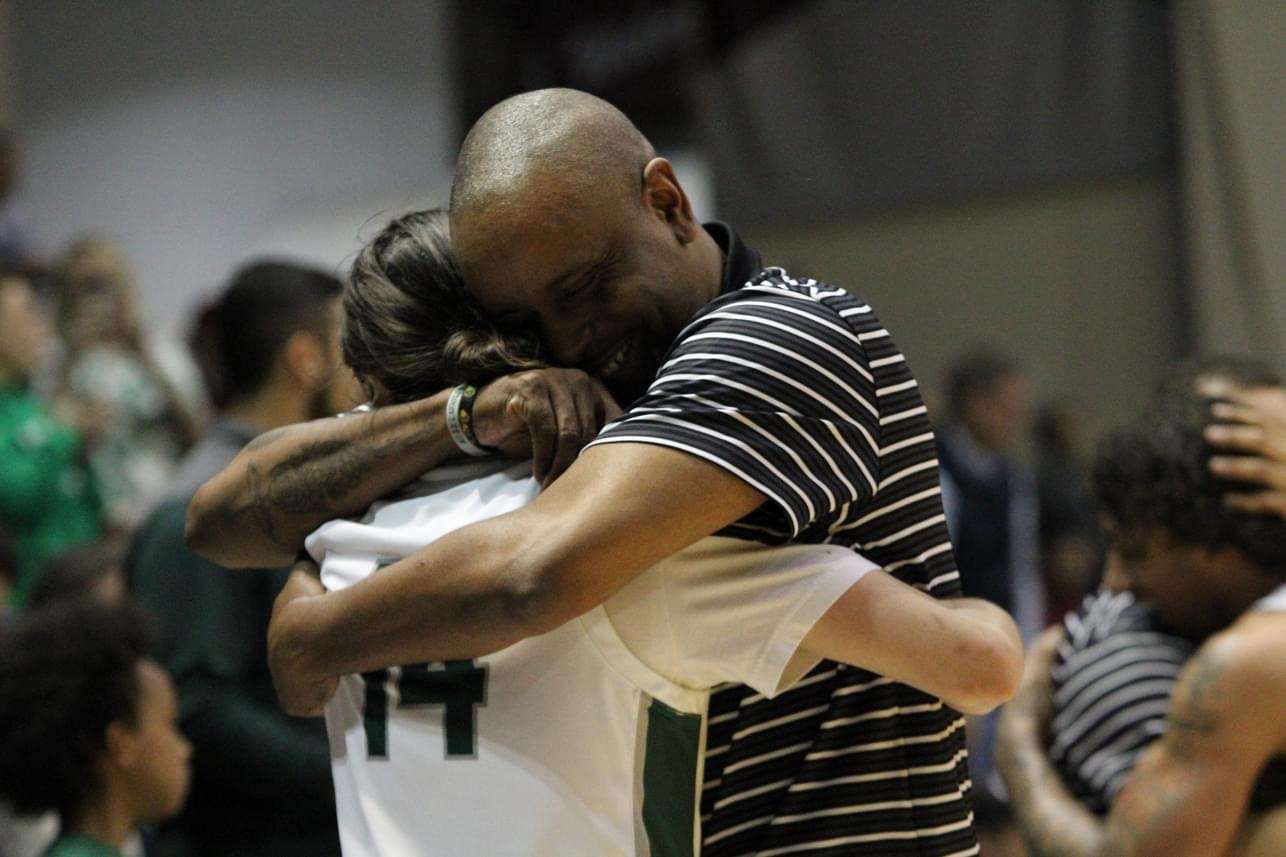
left=670, top=539, right=877, bottom=698
left=605, top=538, right=878, bottom=699
left=588, top=286, right=881, bottom=538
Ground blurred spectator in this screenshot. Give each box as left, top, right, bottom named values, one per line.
left=126, top=261, right=357, bottom=857
left=27, top=542, right=127, bottom=612
left=0, top=269, right=102, bottom=609
left=0, top=600, right=191, bottom=857
left=0, top=131, right=35, bottom=269
left=936, top=349, right=1042, bottom=846
left=1034, top=403, right=1103, bottom=621
left=938, top=350, right=1044, bottom=637
left=53, top=237, right=207, bottom=536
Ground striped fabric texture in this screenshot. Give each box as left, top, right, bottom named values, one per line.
left=589, top=249, right=977, bottom=856
left=1049, top=588, right=1192, bottom=815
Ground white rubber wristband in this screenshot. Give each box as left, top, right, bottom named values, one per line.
left=446, top=385, right=491, bottom=457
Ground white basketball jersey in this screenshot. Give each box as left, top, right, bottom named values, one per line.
left=306, top=459, right=874, bottom=857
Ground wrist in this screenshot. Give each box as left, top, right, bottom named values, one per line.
left=445, top=384, right=495, bottom=457
left=399, top=390, right=463, bottom=465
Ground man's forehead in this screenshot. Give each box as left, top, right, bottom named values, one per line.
left=459, top=212, right=604, bottom=310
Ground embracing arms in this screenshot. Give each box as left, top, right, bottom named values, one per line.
left=801, top=570, right=1022, bottom=715
left=185, top=369, right=617, bottom=568
left=268, top=443, right=767, bottom=692
left=268, top=440, right=1023, bottom=717
left=997, top=627, right=1279, bottom=857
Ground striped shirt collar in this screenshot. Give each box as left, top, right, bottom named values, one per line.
left=705, top=221, right=763, bottom=296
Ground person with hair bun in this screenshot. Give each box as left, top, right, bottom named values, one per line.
left=244, top=208, right=1023, bottom=856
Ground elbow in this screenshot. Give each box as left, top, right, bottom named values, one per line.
left=948, top=627, right=1025, bottom=716
left=493, top=556, right=585, bottom=644
left=184, top=482, right=258, bottom=568
left=184, top=489, right=217, bottom=557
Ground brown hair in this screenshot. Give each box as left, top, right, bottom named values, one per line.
left=342, top=208, right=542, bottom=404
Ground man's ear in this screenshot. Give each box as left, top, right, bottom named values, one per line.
left=641, top=158, right=699, bottom=244
left=281, top=330, right=326, bottom=389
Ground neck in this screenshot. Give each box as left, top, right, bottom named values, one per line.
left=692, top=228, right=725, bottom=311
left=224, top=381, right=313, bottom=433
left=68, top=789, right=133, bottom=851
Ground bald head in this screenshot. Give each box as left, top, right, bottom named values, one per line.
left=450, top=89, right=655, bottom=220
left=447, top=89, right=722, bottom=403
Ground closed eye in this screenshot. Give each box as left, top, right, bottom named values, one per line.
left=562, top=251, right=617, bottom=302
left=563, top=274, right=603, bottom=300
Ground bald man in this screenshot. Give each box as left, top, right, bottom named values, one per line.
left=197, top=90, right=996, bottom=856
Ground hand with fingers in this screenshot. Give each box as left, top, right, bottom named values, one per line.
left=1204, top=386, right=1286, bottom=518
left=472, top=368, right=623, bottom=487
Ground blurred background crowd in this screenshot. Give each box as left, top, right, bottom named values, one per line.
left=0, top=2, right=1282, bottom=856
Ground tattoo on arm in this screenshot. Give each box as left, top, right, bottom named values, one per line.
left=1164, top=647, right=1226, bottom=760
left=1096, top=646, right=1233, bottom=857
left=221, top=414, right=426, bottom=551
left=996, top=682, right=1104, bottom=857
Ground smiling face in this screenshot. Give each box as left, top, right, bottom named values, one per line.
left=454, top=159, right=720, bottom=404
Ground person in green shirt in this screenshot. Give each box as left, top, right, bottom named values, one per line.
left=126, top=262, right=360, bottom=857
left=0, top=269, right=101, bottom=609
left=0, top=599, right=192, bottom=857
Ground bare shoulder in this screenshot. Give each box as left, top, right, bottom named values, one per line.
left=1217, top=611, right=1286, bottom=689
left=1170, top=616, right=1286, bottom=754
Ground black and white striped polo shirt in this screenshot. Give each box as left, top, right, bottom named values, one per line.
left=589, top=224, right=976, bottom=856
left=1049, top=588, right=1192, bottom=814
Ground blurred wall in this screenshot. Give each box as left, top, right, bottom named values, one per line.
left=1174, top=0, right=1286, bottom=370
left=11, top=1, right=457, bottom=331
left=0, top=1, right=11, bottom=124
left=743, top=175, right=1184, bottom=441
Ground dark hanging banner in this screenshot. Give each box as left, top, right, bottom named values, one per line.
left=454, top=0, right=819, bottom=147
left=454, top=0, right=1173, bottom=224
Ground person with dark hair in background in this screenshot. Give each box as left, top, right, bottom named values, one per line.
left=935, top=349, right=1041, bottom=842
left=0, top=268, right=102, bottom=610
left=0, top=600, right=192, bottom=857
left=938, top=349, right=1043, bottom=636
left=997, top=359, right=1286, bottom=857
left=1017, top=358, right=1282, bottom=822
left=125, top=261, right=359, bottom=857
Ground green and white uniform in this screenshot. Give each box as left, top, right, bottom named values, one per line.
left=307, top=459, right=874, bottom=857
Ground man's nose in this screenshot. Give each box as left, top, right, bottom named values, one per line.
left=541, top=311, right=594, bottom=368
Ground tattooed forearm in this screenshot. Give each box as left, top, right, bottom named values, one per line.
left=190, top=398, right=453, bottom=565
left=996, top=708, right=1103, bottom=857
left=265, top=432, right=423, bottom=514
left=1099, top=780, right=1190, bottom=857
